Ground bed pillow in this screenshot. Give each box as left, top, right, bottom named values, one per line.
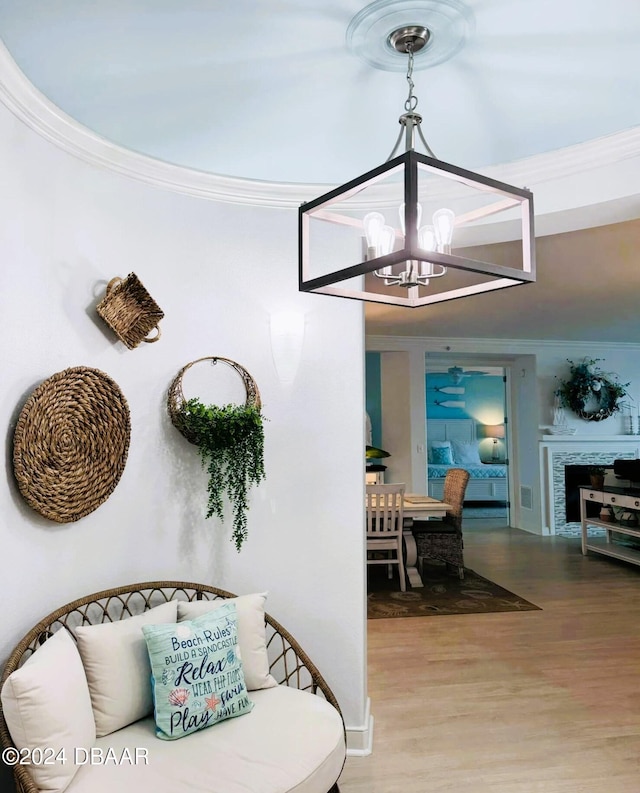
left=142, top=602, right=253, bottom=741
left=1, top=629, right=96, bottom=793
left=430, top=444, right=454, bottom=465
left=75, top=600, right=178, bottom=737
left=451, top=439, right=482, bottom=465
left=177, top=593, right=277, bottom=691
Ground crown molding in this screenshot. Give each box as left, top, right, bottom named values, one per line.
left=366, top=335, right=640, bottom=353
left=1, top=40, right=639, bottom=208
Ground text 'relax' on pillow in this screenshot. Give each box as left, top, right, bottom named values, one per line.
left=1, top=629, right=96, bottom=793
left=177, top=593, right=277, bottom=691
left=142, top=601, right=253, bottom=741
left=75, top=600, right=178, bottom=737
left=451, top=440, right=482, bottom=466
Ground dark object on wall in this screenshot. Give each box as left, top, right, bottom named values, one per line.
left=96, top=273, right=164, bottom=349
left=12, top=366, right=131, bottom=522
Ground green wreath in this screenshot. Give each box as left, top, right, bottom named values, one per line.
left=555, top=358, right=628, bottom=422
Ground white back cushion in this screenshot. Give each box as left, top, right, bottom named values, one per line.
left=75, top=600, right=177, bottom=737
left=451, top=439, right=482, bottom=465
left=177, top=593, right=277, bottom=690
left=1, top=628, right=96, bottom=793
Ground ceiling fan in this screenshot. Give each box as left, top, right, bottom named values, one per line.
left=447, top=366, right=490, bottom=385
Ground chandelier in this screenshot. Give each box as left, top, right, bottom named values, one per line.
left=298, top=24, right=536, bottom=308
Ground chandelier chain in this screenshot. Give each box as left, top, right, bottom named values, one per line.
left=404, top=45, right=418, bottom=112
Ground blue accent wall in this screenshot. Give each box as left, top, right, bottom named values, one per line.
left=365, top=352, right=382, bottom=449
left=426, top=373, right=505, bottom=426
left=365, top=360, right=505, bottom=453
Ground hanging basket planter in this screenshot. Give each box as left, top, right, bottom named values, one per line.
left=168, top=357, right=265, bottom=551
left=555, top=358, right=628, bottom=422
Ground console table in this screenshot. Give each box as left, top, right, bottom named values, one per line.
left=580, top=486, right=640, bottom=566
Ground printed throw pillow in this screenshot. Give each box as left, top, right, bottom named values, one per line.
left=142, top=602, right=253, bottom=741
left=428, top=440, right=452, bottom=464
left=451, top=440, right=482, bottom=465
left=430, top=445, right=454, bottom=465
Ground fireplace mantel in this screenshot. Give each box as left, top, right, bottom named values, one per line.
left=539, top=435, right=640, bottom=536
left=541, top=435, right=640, bottom=445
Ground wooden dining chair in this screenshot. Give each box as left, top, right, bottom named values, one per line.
left=412, top=468, right=470, bottom=579
left=366, top=483, right=406, bottom=592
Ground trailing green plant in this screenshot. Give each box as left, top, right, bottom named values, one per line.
left=555, top=358, right=628, bottom=422
left=179, top=398, right=265, bottom=551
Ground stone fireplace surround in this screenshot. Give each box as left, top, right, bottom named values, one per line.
left=540, top=435, right=640, bottom=536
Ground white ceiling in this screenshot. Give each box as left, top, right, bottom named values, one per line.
left=1, top=0, right=639, bottom=342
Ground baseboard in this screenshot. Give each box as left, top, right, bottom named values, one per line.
left=345, top=697, right=374, bottom=756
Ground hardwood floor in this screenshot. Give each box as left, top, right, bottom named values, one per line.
left=339, top=521, right=640, bottom=792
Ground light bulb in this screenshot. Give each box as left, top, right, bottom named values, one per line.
left=417, top=225, right=436, bottom=281
left=433, top=208, right=455, bottom=252
left=363, top=212, right=385, bottom=259
left=378, top=225, right=395, bottom=256
left=418, top=225, right=436, bottom=252
left=377, top=225, right=396, bottom=276
left=398, top=203, right=423, bottom=236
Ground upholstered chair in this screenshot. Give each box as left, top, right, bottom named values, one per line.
left=412, top=468, right=470, bottom=579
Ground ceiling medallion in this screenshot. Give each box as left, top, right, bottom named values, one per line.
left=346, top=0, right=474, bottom=71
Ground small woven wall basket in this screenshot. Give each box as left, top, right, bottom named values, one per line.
left=168, top=357, right=261, bottom=445
left=12, top=367, right=131, bottom=523
left=96, top=272, right=164, bottom=349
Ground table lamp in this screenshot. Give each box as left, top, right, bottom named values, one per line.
left=484, top=425, right=505, bottom=461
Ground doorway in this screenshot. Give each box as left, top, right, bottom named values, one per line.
left=425, top=358, right=510, bottom=525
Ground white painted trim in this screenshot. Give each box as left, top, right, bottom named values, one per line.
left=367, top=335, right=640, bottom=354
left=345, top=697, right=374, bottom=756
left=1, top=40, right=639, bottom=210
left=540, top=435, right=640, bottom=443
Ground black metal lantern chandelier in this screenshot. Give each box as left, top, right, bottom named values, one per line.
left=298, top=24, right=536, bottom=308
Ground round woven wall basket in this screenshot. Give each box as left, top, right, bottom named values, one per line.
left=168, top=357, right=261, bottom=445
left=13, top=367, right=131, bottom=523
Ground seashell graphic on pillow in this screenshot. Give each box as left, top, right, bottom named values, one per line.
left=168, top=688, right=190, bottom=707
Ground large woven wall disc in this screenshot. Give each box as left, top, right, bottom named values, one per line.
left=12, top=366, right=131, bottom=523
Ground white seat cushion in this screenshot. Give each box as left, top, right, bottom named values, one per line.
left=65, top=685, right=345, bottom=793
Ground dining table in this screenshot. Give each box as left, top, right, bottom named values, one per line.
left=400, top=494, right=451, bottom=588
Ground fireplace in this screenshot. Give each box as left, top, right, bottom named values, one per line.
left=540, top=436, right=640, bottom=536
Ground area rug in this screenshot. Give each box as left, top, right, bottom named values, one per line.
left=367, top=562, right=540, bottom=619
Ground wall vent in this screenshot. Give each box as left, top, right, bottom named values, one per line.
left=520, top=485, right=533, bottom=510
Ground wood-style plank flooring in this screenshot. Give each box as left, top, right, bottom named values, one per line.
left=338, top=521, right=640, bottom=792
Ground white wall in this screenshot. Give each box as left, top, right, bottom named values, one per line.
left=0, top=99, right=368, bottom=753
left=379, top=350, right=427, bottom=492
left=367, top=335, right=640, bottom=534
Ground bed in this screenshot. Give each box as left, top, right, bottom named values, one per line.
left=427, top=418, right=508, bottom=503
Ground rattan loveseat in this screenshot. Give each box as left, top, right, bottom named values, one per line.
left=0, top=581, right=345, bottom=793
